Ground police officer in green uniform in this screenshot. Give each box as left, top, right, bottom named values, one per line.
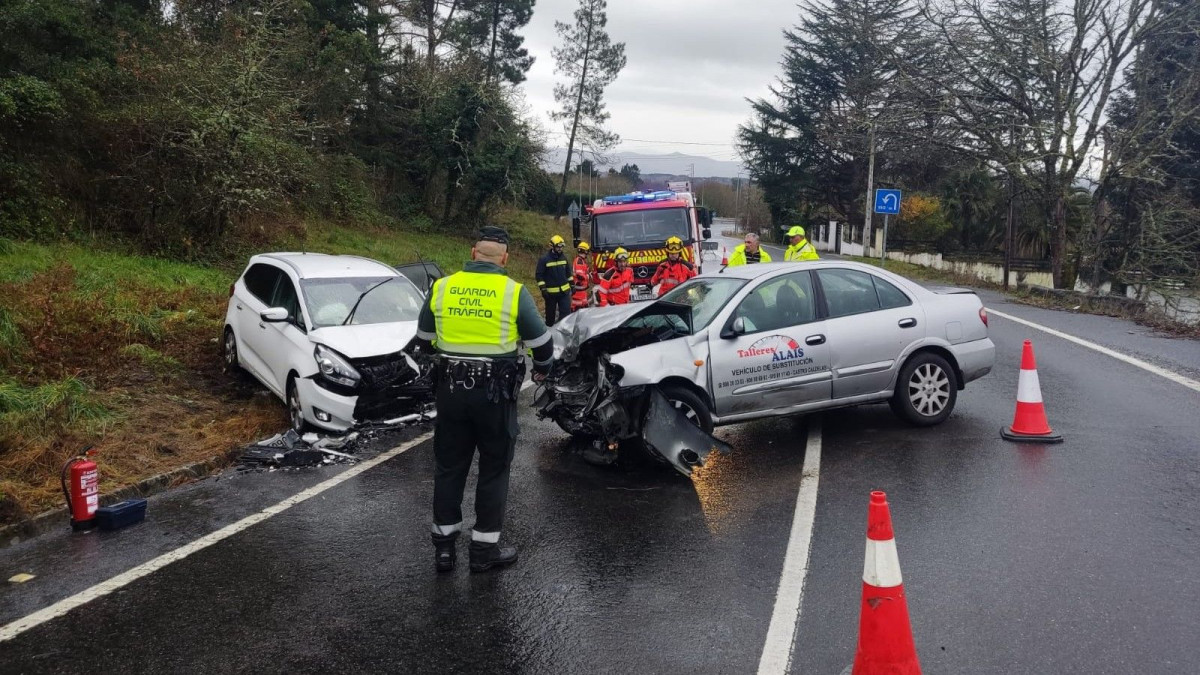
left=410, top=226, right=554, bottom=573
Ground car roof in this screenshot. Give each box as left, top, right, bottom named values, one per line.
left=707, top=260, right=882, bottom=279
left=252, top=253, right=398, bottom=279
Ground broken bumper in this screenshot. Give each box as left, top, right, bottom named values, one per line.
left=297, top=377, right=357, bottom=432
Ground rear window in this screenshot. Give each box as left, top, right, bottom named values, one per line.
left=243, top=263, right=281, bottom=304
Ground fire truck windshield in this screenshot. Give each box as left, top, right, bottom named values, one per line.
left=593, top=207, right=689, bottom=247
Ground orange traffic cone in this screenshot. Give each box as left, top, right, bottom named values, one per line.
left=852, top=491, right=921, bottom=675
left=1000, top=340, right=1063, bottom=443
left=720, top=246, right=728, bottom=266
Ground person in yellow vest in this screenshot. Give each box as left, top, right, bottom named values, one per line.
left=784, top=225, right=820, bottom=261
left=728, top=232, right=773, bottom=266
left=411, top=226, right=554, bottom=574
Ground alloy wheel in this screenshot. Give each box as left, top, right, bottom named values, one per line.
left=288, top=383, right=305, bottom=431
left=224, top=330, right=238, bottom=370
left=907, top=363, right=950, bottom=417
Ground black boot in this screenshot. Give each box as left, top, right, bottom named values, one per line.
left=432, top=532, right=458, bottom=573
left=469, top=541, right=519, bottom=573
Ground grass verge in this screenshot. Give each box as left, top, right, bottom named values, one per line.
left=0, top=210, right=564, bottom=526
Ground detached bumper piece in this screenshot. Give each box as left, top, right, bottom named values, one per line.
left=641, top=389, right=732, bottom=476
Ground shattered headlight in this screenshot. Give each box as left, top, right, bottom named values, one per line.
left=314, top=344, right=361, bottom=387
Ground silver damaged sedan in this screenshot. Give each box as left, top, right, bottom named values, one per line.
left=534, top=261, right=995, bottom=475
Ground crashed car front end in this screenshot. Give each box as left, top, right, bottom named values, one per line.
left=534, top=301, right=731, bottom=476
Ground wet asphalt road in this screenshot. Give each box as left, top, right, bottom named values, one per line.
left=3, top=279, right=1199, bottom=673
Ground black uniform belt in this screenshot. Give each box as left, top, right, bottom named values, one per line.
left=437, top=356, right=525, bottom=401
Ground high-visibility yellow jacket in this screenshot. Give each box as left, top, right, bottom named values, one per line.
left=728, top=244, right=772, bottom=266
left=785, top=240, right=819, bottom=261
left=416, top=262, right=552, bottom=363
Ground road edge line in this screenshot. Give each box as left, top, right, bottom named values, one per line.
left=758, top=416, right=823, bottom=675
left=989, top=308, right=1200, bottom=394
left=0, top=431, right=434, bottom=643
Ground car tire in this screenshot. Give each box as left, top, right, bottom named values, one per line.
left=659, top=383, right=714, bottom=434
left=890, top=352, right=958, bottom=426
left=223, top=327, right=245, bottom=376
left=287, top=377, right=311, bottom=433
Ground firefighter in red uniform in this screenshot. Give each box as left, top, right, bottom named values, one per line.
left=597, top=248, right=633, bottom=306
left=651, top=236, right=695, bottom=297
left=571, top=241, right=593, bottom=311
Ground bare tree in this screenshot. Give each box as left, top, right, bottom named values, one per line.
left=550, top=0, right=625, bottom=219
left=916, top=0, right=1168, bottom=287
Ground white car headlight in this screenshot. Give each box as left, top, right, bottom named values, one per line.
left=314, top=344, right=361, bottom=387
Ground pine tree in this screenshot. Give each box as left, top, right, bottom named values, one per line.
left=550, top=0, right=625, bottom=218
left=458, top=0, right=536, bottom=85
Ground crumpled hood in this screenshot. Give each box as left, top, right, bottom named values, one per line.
left=551, top=303, right=651, bottom=359
left=308, top=321, right=418, bottom=359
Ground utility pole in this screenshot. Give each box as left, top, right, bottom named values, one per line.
left=1003, top=118, right=1015, bottom=290
left=864, top=124, right=877, bottom=253
left=735, top=172, right=742, bottom=232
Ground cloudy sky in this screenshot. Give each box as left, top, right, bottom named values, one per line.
left=515, top=0, right=800, bottom=171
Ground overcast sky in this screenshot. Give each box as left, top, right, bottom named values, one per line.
left=516, top=0, right=799, bottom=170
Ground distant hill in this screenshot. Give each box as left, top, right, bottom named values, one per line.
left=541, top=149, right=745, bottom=179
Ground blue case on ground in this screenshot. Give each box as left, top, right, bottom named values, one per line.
left=95, top=498, right=147, bottom=531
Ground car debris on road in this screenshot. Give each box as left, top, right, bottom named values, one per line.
left=237, top=408, right=434, bottom=469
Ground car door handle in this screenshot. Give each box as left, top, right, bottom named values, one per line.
left=258, top=322, right=267, bottom=329
left=236, top=303, right=243, bottom=311
left=898, top=318, right=918, bottom=328
left=805, top=334, right=826, bottom=346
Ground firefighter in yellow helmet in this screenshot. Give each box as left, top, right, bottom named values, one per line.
left=784, top=226, right=820, bottom=261
left=536, top=234, right=572, bottom=324
left=597, top=248, right=633, bottom=305
left=651, top=236, right=695, bottom=296
left=571, top=241, right=593, bottom=310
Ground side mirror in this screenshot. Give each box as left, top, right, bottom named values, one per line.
left=572, top=216, right=581, bottom=244
left=702, top=228, right=712, bottom=240
left=720, top=316, right=746, bottom=340
left=260, top=307, right=289, bottom=322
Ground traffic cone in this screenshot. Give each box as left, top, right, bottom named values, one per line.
left=720, top=246, right=728, bottom=266
left=1000, top=340, right=1063, bottom=443
left=852, top=491, right=921, bottom=675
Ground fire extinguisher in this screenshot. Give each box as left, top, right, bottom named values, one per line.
left=61, top=446, right=100, bottom=531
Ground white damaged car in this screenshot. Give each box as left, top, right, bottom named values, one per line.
left=223, top=253, right=431, bottom=432
left=535, top=261, right=994, bottom=474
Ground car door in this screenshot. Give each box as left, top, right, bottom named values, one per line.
left=815, top=268, right=925, bottom=399
left=707, top=270, right=832, bottom=417
left=236, top=262, right=283, bottom=383
left=257, top=271, right=312, bottom=396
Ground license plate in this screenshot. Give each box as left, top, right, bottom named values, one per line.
left=634, top=286, right=654, bottom=300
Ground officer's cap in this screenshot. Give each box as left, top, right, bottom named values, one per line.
left=478, top=226, right=509, bottom=245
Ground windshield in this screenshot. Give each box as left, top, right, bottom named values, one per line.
left=301, top=276, right=424, bottom=328
left=593, top=207, right=689, bottom=247
left=660, top=277, right=746, bottom=331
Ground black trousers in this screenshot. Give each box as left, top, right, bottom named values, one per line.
left=432, top=378, right=519, bottom=534
left=543, top=291, right=571, bottom=325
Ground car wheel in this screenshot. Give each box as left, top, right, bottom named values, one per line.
left=890, top=352, right=958, bottom=426
left=659, top=384, right=714, bottom=434
left=287, top=378, right=310, bottom=432
left=223, top=327, right=245, bottom=376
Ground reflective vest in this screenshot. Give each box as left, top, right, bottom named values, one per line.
left=598, top=267, right=634, bottom=306
left=430, top=271, right=521, bottom=356
left=652, top=259, right=695, bottom=296
left=728, top=244, right=772, bottom=266
left=785, top=240, right=819, bottom=262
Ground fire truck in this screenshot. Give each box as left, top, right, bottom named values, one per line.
left=571, top=182, right=715, bottom=302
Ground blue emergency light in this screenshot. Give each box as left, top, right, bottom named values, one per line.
left=601, top=190, right=677, bottom=205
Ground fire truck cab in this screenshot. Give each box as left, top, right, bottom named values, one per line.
left=574, top=182, right=714, bottom=302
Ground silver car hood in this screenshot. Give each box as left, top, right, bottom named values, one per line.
left=551, top=302, right=688, bottom=361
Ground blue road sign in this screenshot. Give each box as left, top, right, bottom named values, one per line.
left=874, top=189, right=902, bottom=215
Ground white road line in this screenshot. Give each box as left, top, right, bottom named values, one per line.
left=758, top=417, right=823, bottom=675
left=988, top=308, right=1200, bottom=394
left=0, top=431, right=433, bottom=643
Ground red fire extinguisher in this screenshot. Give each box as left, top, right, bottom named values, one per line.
left=61, top=446, right=100, bottom=531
